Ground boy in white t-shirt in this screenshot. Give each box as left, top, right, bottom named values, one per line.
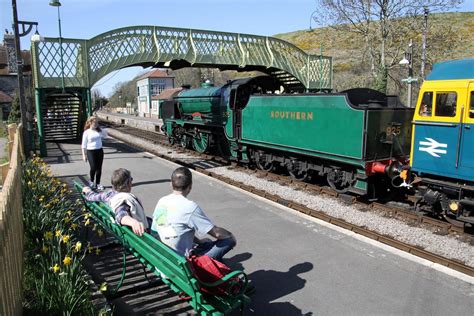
left=152, top=167, right=236, bottom=262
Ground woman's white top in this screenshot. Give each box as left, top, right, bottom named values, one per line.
left=82, top=128, right=107, bottom=150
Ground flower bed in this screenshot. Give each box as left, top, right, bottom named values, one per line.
left=21, top=156, right=96, bottom=315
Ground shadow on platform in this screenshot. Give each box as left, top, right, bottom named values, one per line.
left=243, top=262, right=314, bottom=316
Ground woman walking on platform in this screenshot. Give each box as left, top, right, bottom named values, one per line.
left=82, top=116, right=107, bottom=190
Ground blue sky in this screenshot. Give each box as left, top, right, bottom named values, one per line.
left=1, top=0, right=473, bottom=96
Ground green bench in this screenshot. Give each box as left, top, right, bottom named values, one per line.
left=74, top=182, right=251, bottom=315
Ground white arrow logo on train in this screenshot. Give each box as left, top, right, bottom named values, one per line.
left=419, top=138, right=447, bottom=158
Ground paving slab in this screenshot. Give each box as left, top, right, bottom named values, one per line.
left=45, top=139, right=474, bottom=316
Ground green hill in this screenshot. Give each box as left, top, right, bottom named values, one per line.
left=275, top=12, right=474, bottom=94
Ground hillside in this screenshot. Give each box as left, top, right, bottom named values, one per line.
left=275, top=12, right=474, bottom=94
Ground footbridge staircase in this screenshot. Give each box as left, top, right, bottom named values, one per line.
left=31, top=25, right=332, bottom=155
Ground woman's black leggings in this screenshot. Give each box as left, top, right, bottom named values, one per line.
left=87, top=148, right=104, bottom=184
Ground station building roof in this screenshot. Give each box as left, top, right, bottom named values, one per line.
left=137, top=69, right=175, bottom=80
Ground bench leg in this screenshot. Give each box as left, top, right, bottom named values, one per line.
left=109, top=245, right=127, bottom=296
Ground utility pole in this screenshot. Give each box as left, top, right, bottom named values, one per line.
left=400, top=39, right=417, bottom=108
left=420, top=6, right=429, bottom=80
left=11, top=0, right=36, bottom=155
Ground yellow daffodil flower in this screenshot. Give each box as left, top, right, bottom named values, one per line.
left=84, top=219, right=91, bottom=226
left=74, top=241, right=82, bottom=252
left=71, top=223, right=78, bottom=230
left=62, top=235, right=70, bottom=243
left=64, top=217, right=71, bottom=224
left=51, top=264, right=60, bottom=273
left=95, top=248, right=101, bottom=255
left=87, top=245, right=94, bottom=253
left=66, top=210, right=73, bottom=216
left=44, top=231, right=53, bottom=240
left=63, top=256, right=72, bottom=266
left=99, top=282, right=108, bottom=292
left=97, top=229, right=104, bottom=237
left=41, top=245, right=49, bottom=254
left=55, top=230, right=62, bottom=237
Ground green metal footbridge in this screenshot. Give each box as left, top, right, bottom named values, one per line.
left=31, top=25, right=332, bottom=155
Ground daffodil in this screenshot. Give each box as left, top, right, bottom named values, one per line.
left=74, top=241, right=82, bottom=252
left=63, top=256, right=72, bottom=266
left=71, top=223, right=78, bottom=230
left=95, top=248, right=101, bottom=255
left=27, top=181, right=32, bottom=186
left=41, top=245, right=49, bottom=254
left=97, top=229, right=104, bottom=237
left=64, top=217, right=71, bottom=224
left=84, top=213, right=92, bottom=220
left=55, top=230, right=62, bottom=237
left=99, top=282, right=108, bottom=292
left=87, top=245, right=94, bottom=253
left=44, top=231, right=53, bottom=240
left=66, top=210, right=73, bottom=216
left=51, top=264, right=60, bottom=273
left=62, top=235, right=70, bottom=243
left=84, top=219, right=91, bottom=226
left=39, top=195, right=44, bottom=202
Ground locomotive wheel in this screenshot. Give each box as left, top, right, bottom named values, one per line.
left=288, top=167, right=310, bottom=181
left=326, top=169, right=351, bottom=193
left=256, top=159, right=275, bottom=172
left=180, top=135, right=190, bottom=149
left=286, top=161, right=311, bottom=181
left=192, top=132, right=210, bottom=153
left=254, top=151, right=275, bottom=172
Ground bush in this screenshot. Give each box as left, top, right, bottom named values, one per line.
left=22, top=156, right=95, bottom=315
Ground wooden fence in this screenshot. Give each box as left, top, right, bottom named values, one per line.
left=0, top=124, right=24, bottom=316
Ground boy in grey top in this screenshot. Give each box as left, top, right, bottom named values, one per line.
left=152, top=167, right=236, bottom=262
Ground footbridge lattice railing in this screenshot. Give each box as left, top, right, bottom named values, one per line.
left=31, top=25, right=332, bottom=91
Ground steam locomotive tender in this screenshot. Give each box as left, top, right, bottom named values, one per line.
left=160, top=76, right=414, bottom=196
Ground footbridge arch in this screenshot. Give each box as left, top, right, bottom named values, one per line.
left=31, top=25, right=332, bottom=155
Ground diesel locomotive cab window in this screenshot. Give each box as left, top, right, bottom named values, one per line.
left=419, top=92, right=433, bottom=116
left=435, top=92, right=457, bottom=117
left=469, top=91, right=474, bottom=118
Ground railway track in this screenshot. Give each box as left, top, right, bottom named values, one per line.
left=102, top=120, right=474, bottom=277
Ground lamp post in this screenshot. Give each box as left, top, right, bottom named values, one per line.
left=11, top=0, right=41, bottom=155
left=399, top=39, right=418, bottom=108
left=49, top=0, right=65, bottom=93
left=420, top=6, right=429, bottom=80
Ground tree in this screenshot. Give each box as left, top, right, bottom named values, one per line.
left=91, top=89, right=108, bottom=111
left=8, top=93, right=20, bottom=124
left=312, top=0, right=463, bottom=92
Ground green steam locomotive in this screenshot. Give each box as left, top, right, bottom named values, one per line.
left=160, top=76, right=414, bottom=196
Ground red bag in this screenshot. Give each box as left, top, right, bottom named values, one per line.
left=187, top=255, right=243, bottom=297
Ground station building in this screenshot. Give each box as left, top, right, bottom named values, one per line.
left=136, top=69, right=175, bottom=118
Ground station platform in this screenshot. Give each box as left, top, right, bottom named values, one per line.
left=97, top=111, right=164, bottom=134
left=45, top=138, right=473, bottom=315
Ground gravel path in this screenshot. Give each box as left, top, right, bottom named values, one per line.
left=107, top=127, right=474, bottom=268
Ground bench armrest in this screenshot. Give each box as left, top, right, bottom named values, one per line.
left=195, top=269, right=249, bottom=297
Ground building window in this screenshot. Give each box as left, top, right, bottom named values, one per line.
left=151, top=84, right=166, bottom=96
